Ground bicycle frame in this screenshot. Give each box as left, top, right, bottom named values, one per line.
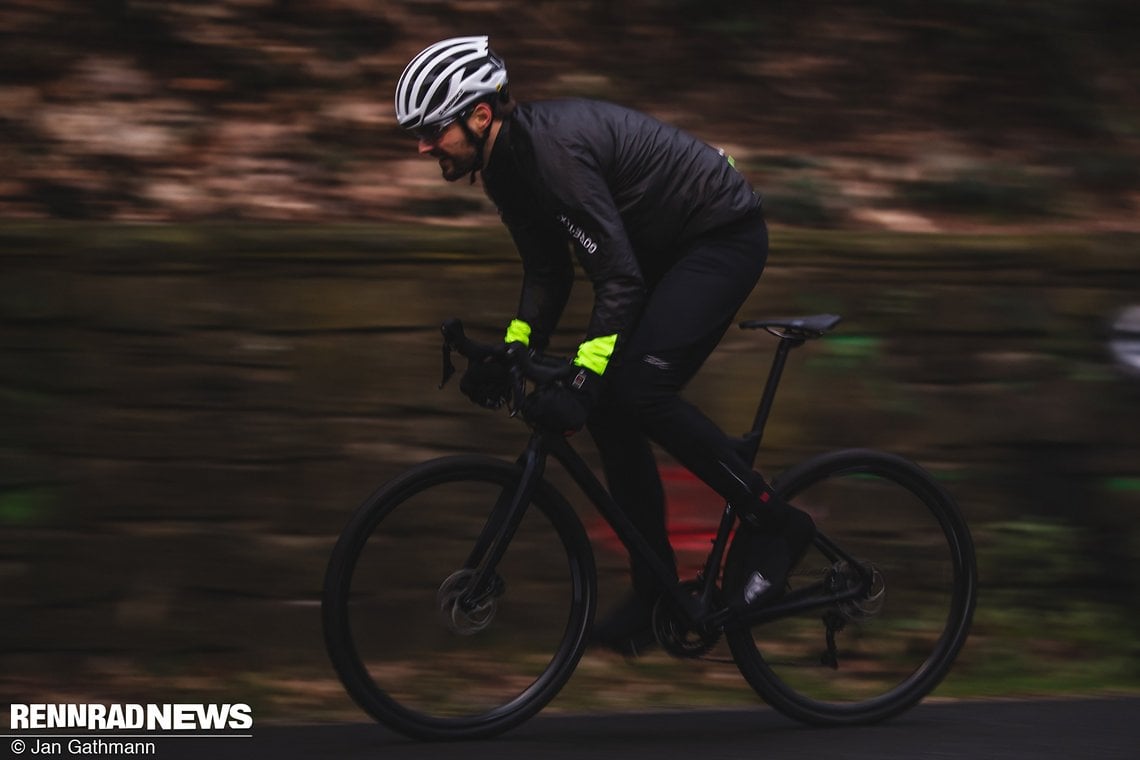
left=544, top=331, right=808, bottom=624
left=462, top=328, right=873, bottom=630
left=326, top=312, right=976, bottom=738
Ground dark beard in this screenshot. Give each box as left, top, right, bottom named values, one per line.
left=439, top=152, right=476, bottom=182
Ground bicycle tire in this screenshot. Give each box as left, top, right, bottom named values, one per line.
left=725, top=448, right=977, bottom=725
left=322, top=455, right=597, bottom=740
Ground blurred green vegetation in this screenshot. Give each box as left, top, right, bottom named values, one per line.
left=960, top=517, right=1139, bottom=696
left=901, top=166, right=1062, bottom=220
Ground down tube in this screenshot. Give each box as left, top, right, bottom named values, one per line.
left=547, top=436, right=680, bottom=595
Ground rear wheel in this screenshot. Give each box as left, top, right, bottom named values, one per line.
left=726, top=449, right=976, bottom=725
left=322, top=455, right=596, bottom=740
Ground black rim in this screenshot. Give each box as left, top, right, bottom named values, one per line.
left=727, top=450, right=977, bottom=723
left=322, top=457, right=595, bottom=740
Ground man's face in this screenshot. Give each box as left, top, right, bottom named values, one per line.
left=417, top=120, right=477, bottom=182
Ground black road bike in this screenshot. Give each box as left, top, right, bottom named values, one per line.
left=322, top=314, right=977, bottom=741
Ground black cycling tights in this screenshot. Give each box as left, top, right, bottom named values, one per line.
left=586, top=210, right=776, bottom=597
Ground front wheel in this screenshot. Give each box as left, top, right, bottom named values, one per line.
left=725, top=449, right=977, bottom=725
left=322, top=455, right=596, bottom=740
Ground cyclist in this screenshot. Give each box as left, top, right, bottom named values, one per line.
left=396, top=36, right=815, bottom=655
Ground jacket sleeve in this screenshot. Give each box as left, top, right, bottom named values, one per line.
left=502, top=212, right=574, bottom=354
left=538, top=143, right=646, bottom=374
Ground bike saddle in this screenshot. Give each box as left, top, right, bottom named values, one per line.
left=739, top=314, right=842, bottom=340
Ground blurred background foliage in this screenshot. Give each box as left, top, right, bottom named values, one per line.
left=0, top=0, right=1137, bottom=226
left=1, top=0, right=1138, bottom=717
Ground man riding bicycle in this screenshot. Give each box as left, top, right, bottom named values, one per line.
left=395, top=35, right=815, bottom=656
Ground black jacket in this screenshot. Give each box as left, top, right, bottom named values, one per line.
left=481, top=98, right=760, bottom=356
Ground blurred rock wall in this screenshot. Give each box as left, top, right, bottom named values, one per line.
left=2, top=224, right=1138, bottom=709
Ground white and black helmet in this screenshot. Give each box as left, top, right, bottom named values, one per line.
left=395, top=36, right=508, bottom=131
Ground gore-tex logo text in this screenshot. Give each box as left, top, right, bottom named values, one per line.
left=557, top=213, right=598, bottom=254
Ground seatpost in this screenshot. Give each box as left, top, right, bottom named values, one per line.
left=743, top=336, right=803, bottom=459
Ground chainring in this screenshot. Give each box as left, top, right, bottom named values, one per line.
left=652, top=581, right=722, bottom=659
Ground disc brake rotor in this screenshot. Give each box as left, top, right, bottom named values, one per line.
left=437, top=569, right=497, bottom=635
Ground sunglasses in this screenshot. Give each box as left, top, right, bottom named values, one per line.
left=408, top=118, right=456, bottom=142
left=407, top=106, right=476, bottom=142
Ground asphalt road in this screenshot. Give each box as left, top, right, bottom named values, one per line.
left=131, top=697, right=1138, bottom=760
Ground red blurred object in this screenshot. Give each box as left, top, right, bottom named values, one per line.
left=585, top=465, right=732, bottom=574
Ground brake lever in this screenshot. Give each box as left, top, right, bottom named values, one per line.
left=507, top=365, right=526, bottom=418
left=438, top=340, right=456, bottom=390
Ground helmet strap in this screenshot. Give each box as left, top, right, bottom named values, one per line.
left=457, top=106, right=492, bottom=184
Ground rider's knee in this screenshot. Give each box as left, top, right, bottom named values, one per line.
left=601, top=359, right=678, bottom=420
